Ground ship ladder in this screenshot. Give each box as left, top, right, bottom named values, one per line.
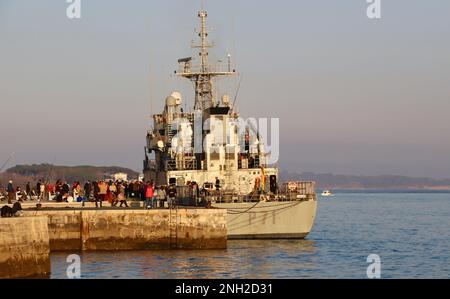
left=167, top=128, right=177, bottom=145
left=169, top=206, right=179, bottom=249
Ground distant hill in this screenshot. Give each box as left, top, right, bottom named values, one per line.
left=1, top=164, right=139, bottom=186
left=2, top=164, right=450, bottom=191
left=280, top=171, right=450, bottom=190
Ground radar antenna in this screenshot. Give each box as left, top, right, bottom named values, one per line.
left=175, top=10, right=236, bottom=110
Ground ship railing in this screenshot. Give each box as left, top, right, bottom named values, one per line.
left=176, top=62, right=235, bottom=76
left=166, top=159, right=177, bottom=171
left=169, top=181, right=317, bottom=207
left=206, top=185, right=316, bottom=204
left=281, top=181, right=316, bottom=194
left=280, top=181, right=317, bottom=202
left=166, top=158, right=197, bottom=171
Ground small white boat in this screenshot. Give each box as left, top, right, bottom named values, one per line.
left=321, top=190, right=334, bottom=197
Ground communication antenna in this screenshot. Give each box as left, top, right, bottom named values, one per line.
left=231, top=74, right=243, bottom=113
left=175, top=9, right=236, bottom=110
left=149, top=64, right=153, bottom=116
left=231, top=13, right=237, bottom=74
left=0, top=152, right=15, bottom=173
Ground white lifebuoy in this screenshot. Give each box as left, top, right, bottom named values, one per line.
left=287, top=182, right=297, bottom=191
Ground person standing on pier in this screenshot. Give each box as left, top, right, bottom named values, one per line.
left=61, top=182, right=69, bottom=200
left=73, top=182, right=82, bottom=202
left=157, top=186, right=167, bottom=208
left=40, top=182, right=47, bottom=201
left=93, top=181, right=102, bottom=208
left=47, top=182, right=55, bottom=198
left=128, top=181, right=134, bottom=198
left=215, top=177, right=221, bottom=192
left=26, top=182, right=31, bottom=200
left=36, top=180, right=42, bottom=200
left=98, top=181, right=108, bottom=207
left=192, top=182, right=199, bottom=206
left=124, top=182, right=130, bottom=199
left=117, top=183, right=129, bottom=208
left=109, top=181, right=117, bottom=196
left=140, top=182, right=146, bottom=201
left=145, top=181, right=154, bottom=209
left=83, top=181, right=92, bottom=206
left=168, top=184, right=177, bottom=209
left=7, top=180, right=14, bottom=204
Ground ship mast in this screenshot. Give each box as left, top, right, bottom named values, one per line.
left=199, top=10, right=209, bottom=74
left=176, top=9, right=236, bottom=110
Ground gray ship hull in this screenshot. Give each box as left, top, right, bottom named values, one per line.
left=213, top=200, right=317, bottom=239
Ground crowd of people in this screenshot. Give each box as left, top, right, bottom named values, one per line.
left=0, top=179, right=184, bottom=209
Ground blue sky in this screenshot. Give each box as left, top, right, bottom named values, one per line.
left=1, top=0, right=450, bottom=178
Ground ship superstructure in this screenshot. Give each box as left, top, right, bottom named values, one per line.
left=144, top=10, right=278, bottom=197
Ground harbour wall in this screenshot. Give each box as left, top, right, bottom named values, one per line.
left=0, top=216, right=51, bottom=279
left=22, top=209, right=227, bottom=251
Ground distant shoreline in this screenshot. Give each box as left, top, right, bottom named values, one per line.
left=281, top=171, right=450, bottom=192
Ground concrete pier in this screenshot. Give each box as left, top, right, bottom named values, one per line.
left=23, top=209, right=227, bottom=251
left=0, top=216, right=51, bottom=279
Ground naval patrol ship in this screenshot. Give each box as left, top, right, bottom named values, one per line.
left=144, top=9, right=317, bottom=239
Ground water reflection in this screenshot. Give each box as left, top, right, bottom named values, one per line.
left=51, top=240, right=318, bottom=279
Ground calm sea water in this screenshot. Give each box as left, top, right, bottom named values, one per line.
left=50, top=192, right=450, bottom=279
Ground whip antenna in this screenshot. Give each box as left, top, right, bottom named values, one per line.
left=231, top=75, right=243, bottom=113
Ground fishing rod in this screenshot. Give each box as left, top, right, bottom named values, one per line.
left=0, top=152, right=15, bottom=173
left=45, top=156, right=57, bottom=184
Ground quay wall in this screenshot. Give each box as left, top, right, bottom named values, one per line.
left=0, top=217, right=51, bottom=279
left=22, top=209, right=227, bottom=251
left=23, top=210, right=83, bottom=251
